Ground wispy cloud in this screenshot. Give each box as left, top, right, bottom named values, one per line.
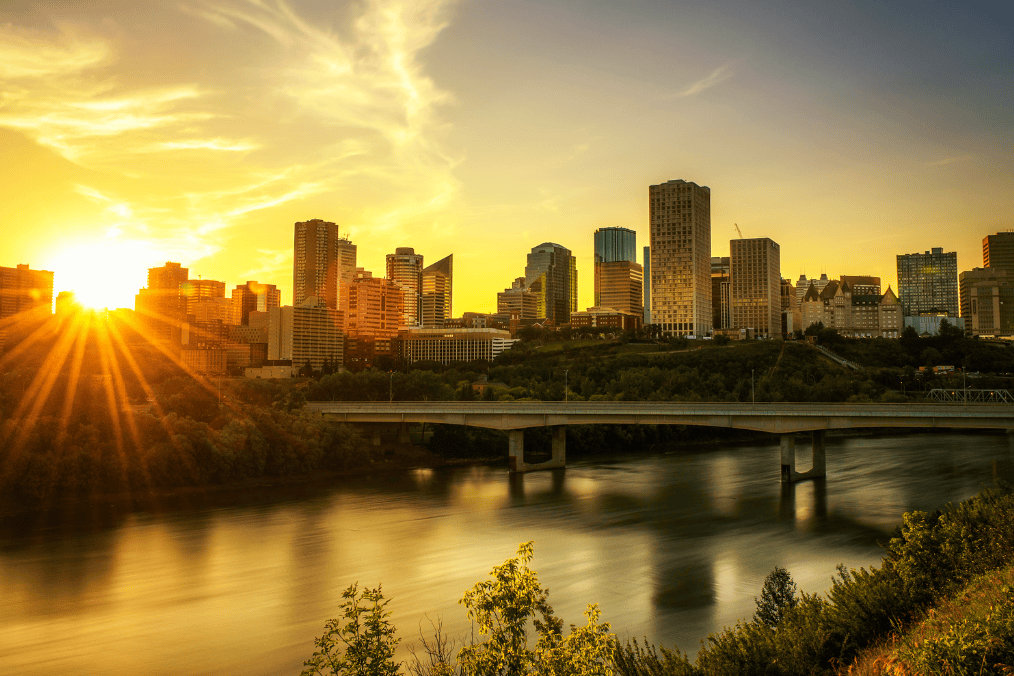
left=668, top=64, right=733, bottom=99
left=1, top=0, right=463, bottom=281
left=924, top=154, right=973, bottom=167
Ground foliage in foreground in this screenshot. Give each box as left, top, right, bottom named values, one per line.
left=304, top=485, right=1014, bottom=675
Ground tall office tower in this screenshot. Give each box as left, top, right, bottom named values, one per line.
left=594, top=227, right=637, bottom=264
left=0, top=264, right=54, bottom=319
left=294, top=219, right=355, bottom=310
left=421, top=254, right=453, bottom=328
left=896, top=247, right=959, bottom=317
left=649, top=179, right=711, bottom=337
left=231, top=281, right=281, bottom=326
left=780, top=278, right=800, bottom=336
left=840, top=275, right=881, bottom=296
left=730, top=238, right=781, bottom=338
left=386, top=247, right=424, bottom=327
left=180, top=278, right=225, bottom=316
left=711, top=257, right=730, bottom=330
left=593, top=227, right=642, bottom=316
left=135, top=262, right=188, bottom=342
left=960, top=268, right=1014, bottom=338
left=643, top=246, right=651, bottom=325
left=524, top=243, right=577, bottom=324
left=983, top=232, right=1014, bottom=273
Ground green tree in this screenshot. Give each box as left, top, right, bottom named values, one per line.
left=754, top=566, right=799, bottom=628
left=301, top=583, right=400, bottom=676
left=457, top=542, right=616, bottom=676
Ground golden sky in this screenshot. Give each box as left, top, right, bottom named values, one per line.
left=2, top=0, right=1011, bottom=311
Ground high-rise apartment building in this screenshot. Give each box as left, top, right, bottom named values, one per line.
left=267, top=301, right=344, bottom=374
left=524, top=243, right=576, bottom=324
left=135, top=261, right=188, bottom=342
left=983, top=232, right=1014, bottom=274
left=711, top=257, right=730, bottom=330
left=422, top=254, right=453, bottom=328
left=642, top=246, right=651, bottom=325
left=293, top=219, right=355, bottom=310
left=386, top=247, right=424, bottom=327
left=231, top=281, right=281, bottom=326
left=648, top=179, right=711, bottom=337
left=593, top=227, right=642, bottom=317
left=730, top=238, right=780, bottom=338
left=0, top=264, right=54, bottom=319
left=896, top=247, right=959, bottom=317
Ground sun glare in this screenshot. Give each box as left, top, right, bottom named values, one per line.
left=49, top=242, right=153, bottom=310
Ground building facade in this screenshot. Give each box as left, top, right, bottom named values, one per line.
left=730, top=238, right=780, bottom=338
left=593, top=227, right=637, bottom=264
left=294, top=219, right=355, bottom=310
left=0, top=264, right=54, bottom=320
left=135, top=261, right=188, bottom=342
left=180, top=279, right=225, bottom=316
left=341, top=270, right=404, bottom=366
left=840, top=275, right=881, bottom=297
left=570, top=307, right=641, bottom=332
left=231, top=281, right=280, bottom=326
left=422, top=254, right=453, bottom=328
left=983, top=232, right=1014, bottom=274
left=648, top=179, right=711, bottom=337
left=896, top=247, right=959, bottom=317
left=267, top=301, right=344, bottom=374
left=386, top=247, right=424, bottom=327
left=398, top=327, right=517, bottom=364
left=523, top=243, right=576, bottom=324
left=959, top=268, right=1014, bottom=338
left=801, top=281, right=902, bottom=338
left=642, top=246, right=651, bottom=325
left=711, top=256, right=730, bottom=330
left=497, top=278, right=539, bottom=321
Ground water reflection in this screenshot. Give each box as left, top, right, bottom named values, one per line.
left=1, top=433, right=1012, bottom=676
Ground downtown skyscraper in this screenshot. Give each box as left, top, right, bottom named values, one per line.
left=524, top=243, right=577, bottom=324
left=648, top=179, right=711, bottom=336
left=293, top=219, right=356, bottom=309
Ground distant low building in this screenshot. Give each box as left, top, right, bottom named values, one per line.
left=570, top=307, right=641, bottom=332
left=397, top=327, right=518, bottom=364
left=904, top=314, right=965, bottom=336
left=181, top=346, right=227, bottom=374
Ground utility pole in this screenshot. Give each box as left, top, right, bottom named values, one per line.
left=564, top=369, right=569, bottom=403
left=389, top=371, right=394, bottom=402
left=752, top=369, right=755, bottom=404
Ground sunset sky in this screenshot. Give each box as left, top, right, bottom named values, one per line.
left=2, top=0, right=1011, bottom=312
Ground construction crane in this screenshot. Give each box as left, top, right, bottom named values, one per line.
left=734, top=223, right=743, bottom=239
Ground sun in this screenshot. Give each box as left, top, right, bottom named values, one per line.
left=48, top=241, right=153, bottom=310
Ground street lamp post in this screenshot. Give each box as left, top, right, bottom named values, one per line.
left=389, top=372, right=394, bottom=402
left=752, top=369, right=755, bottom=405
left=564, top=369, right=569, bottom=403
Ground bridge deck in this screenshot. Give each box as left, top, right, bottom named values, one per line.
left=306, top=401, right=1014, bottom=434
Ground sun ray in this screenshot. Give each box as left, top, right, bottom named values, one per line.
left=55, top=311, right=93, bottom=450
left=95, top=319, right=129, bottom=493
left=94, top=317, right=153, bottom=495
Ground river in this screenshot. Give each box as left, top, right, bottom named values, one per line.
left=1, top=432, right=1011, bottom=675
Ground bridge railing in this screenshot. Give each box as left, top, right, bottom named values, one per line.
left=926, top=389, right=1014, bottom=404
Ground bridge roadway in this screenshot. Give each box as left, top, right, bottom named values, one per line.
left=306, top=401, right=1014, bottom=479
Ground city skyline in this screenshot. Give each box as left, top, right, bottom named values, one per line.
left=2, top=0, right=1011, bottom=311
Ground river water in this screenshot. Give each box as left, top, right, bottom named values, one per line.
left=2, top=432, right=1011, bottom=675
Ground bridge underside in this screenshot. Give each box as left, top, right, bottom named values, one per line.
left=312, top=402, right=1014, bottom=478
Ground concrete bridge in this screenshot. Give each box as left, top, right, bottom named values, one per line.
left=306, top=401, right=1014, bottom=481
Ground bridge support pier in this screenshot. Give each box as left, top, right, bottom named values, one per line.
left=509, top=430, right=525, bottom=472
left=781, top=431, right=827, bottom=482
left=398, top=422, right=411, bottom=444
left=508, top=427, right=567, bottom=473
